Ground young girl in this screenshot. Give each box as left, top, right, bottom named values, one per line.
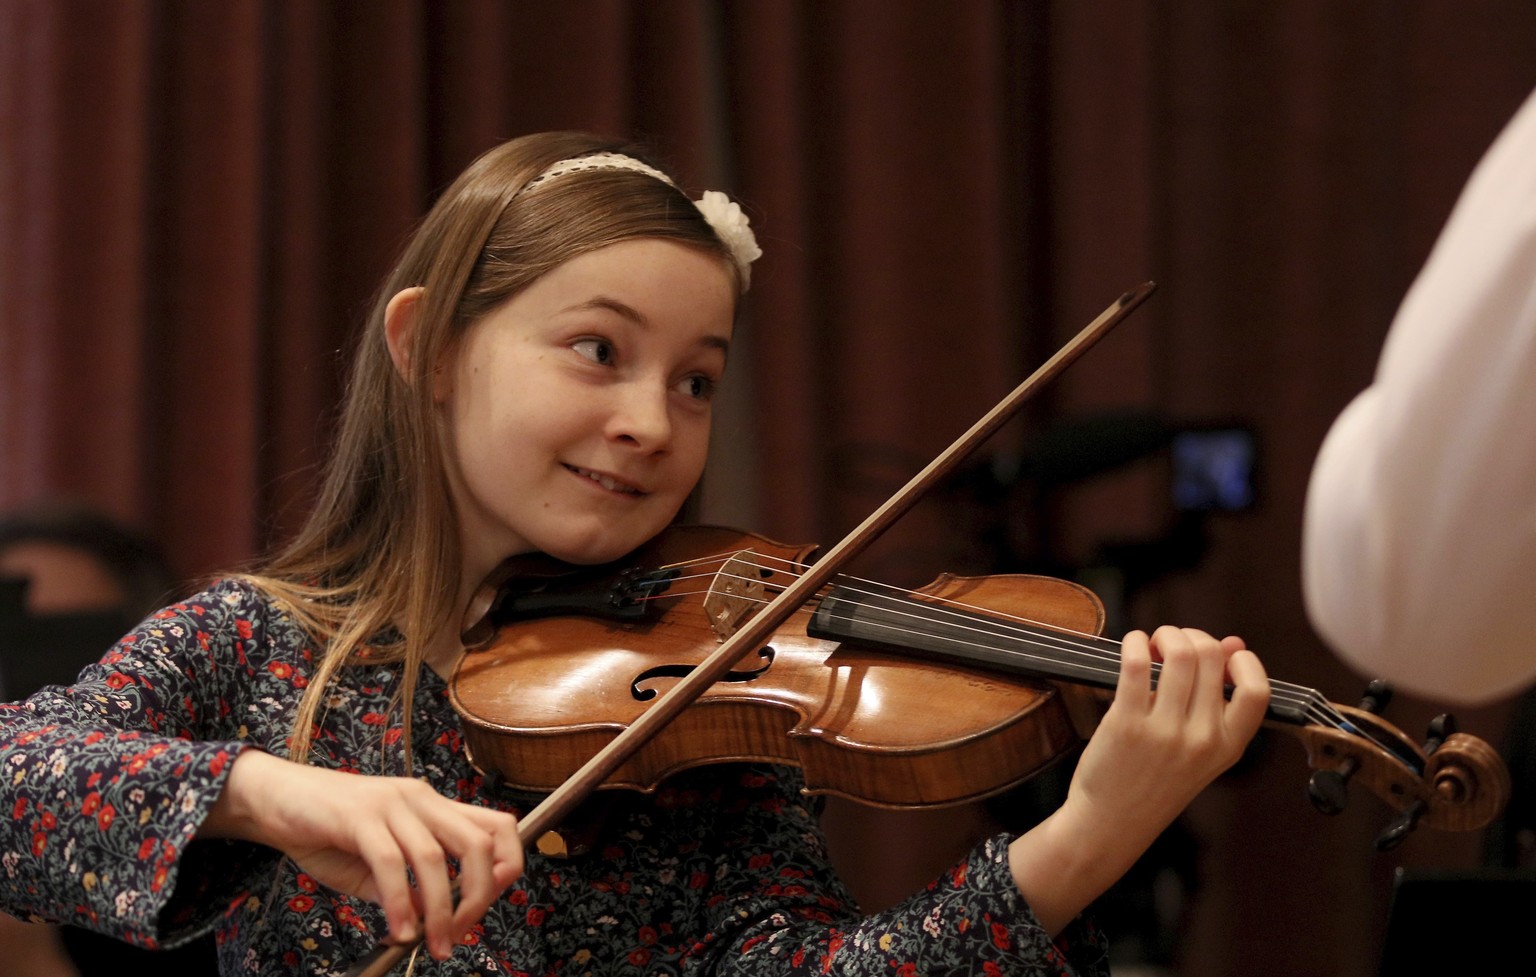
left=0, top=132, right=1269, bottom=976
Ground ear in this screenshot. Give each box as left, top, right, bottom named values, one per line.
left=384, top=286, right=425, bottom=381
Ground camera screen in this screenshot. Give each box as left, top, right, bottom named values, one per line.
left=1170, top=427, right=1257, bottom=511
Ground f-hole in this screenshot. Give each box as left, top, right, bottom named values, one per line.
left=630, top=646, right=777, bottom=701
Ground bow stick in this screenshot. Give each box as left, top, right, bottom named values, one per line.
left=346, top=281, right=1157, bottom=977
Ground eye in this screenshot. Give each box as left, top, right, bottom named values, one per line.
left=571, top=338, right=615, bottom=365
left=675, top=374, right=718, bottom=401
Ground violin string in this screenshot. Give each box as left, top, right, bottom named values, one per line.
left=808, top=564, right=1343, bottom=722
left=652, top=551, right=1343, bottom=730
left=676, top=549, right=1346, bottom=730
left=726, top=551, right=1367, bottom=740
left=815, top=573, right=1336, bottom=722
left=693, top=549, right=1323, bottom=706
left=656, top=552, right=1330, bottom=718
left=782, top=574, right=1330, bottom=726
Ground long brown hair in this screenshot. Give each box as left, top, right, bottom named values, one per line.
left=248, top=133, right=742, bottom=766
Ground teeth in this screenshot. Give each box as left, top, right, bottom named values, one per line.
left=574, top=467, right=637, bottom=494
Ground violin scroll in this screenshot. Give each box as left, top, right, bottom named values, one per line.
left=1294, top=685, right=1510, bottom=847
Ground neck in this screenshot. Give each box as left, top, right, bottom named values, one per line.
left=418, top=572, right=481, bottom=681
left=424, top=635, right=462, bottom=681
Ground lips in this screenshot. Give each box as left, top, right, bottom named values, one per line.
left=564, top=464, right=645, bottom=496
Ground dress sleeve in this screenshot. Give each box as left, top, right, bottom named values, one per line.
left=1301, top=85, right=1536, bottom=705
left=0, top=582, right=278, bottom=948
left=677, top=767, right=1108, bottom=977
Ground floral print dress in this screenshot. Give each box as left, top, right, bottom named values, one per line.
left=0, top=580, right=1108, bottom=976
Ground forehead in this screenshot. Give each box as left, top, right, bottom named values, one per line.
left=542, top=238, right=734, bottom=296
left=508, top=238, right=737, bottom=332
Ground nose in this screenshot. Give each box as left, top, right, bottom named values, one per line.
left=607, top=380, right=673, bottom=453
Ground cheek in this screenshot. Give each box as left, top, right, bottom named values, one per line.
left=445, top=376, right=533, bottom=486
left=675, top=418, right=714, bottom=482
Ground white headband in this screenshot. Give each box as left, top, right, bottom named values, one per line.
left=520, top=152, right=762, bottom=289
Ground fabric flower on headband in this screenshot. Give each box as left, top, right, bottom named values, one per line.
left=694, top=190, right=763, bottom=289
left=521, top=153, right=764, bottom=290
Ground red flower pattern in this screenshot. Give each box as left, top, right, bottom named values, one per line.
left=0, top=580, right=1104, bottom=976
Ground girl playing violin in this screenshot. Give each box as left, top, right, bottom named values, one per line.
left=0, top=132, right=1269, bottom=975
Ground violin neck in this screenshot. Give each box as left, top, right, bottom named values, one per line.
left=807, top=584, right=1314, bottom=726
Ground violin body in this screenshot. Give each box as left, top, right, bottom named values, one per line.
left=451, top=523, right=1510, bottom=837
left=452, top=525, right=1106, bottom=808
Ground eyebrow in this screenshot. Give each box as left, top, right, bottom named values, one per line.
left=568, top=296, right=732, bottom=355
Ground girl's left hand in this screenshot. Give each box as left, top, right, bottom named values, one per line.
left=1068, top=626, right=1269, bottom=834
left=1008, top=625, right=1270, bottom=935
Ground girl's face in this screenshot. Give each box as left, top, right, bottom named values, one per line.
left=440, top=238, right=735, bottom=586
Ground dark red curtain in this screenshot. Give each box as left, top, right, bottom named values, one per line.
left=4, top=2, right=1535, bottom=974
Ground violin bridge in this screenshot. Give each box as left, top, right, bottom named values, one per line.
left=702, top=550, right=766, bottom=641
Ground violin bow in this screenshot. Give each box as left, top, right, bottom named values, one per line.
left=345, top=282, right=1156, bottom=977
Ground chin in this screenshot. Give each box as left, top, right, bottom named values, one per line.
left=536, top=527, right=660, bottom=567
left=522, top=498, right=684, bottom=566
left=543, top=546, right=627, bottom=567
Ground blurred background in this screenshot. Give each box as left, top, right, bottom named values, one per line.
left=3, top=2, right=1535, bottom=975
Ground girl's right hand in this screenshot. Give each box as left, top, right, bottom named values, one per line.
left=198, top=750, right=523, bottom=961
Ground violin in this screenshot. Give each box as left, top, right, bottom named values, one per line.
left=347, top=284, right=1509, bottom=977
left=453, top=523, right=1510, bottom=843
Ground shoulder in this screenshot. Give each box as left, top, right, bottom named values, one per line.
left=136, top=578, right=283, bottom=635
left=110, top=578, right=314, bottom=669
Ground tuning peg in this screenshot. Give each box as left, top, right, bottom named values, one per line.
left=1376, top=799, right=1426, bottom=850
left=1359, top=679, right=1393, bottom=714
left=1307, top=682, right=1395, bottom=816
left=1423, top=713, right=1456, bottom=754
left=1374, top=716, right=1459, bottom=849
left=1308, top=758, right=1357, bottom=815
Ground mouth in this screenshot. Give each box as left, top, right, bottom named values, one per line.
left=564, top=464, right=646, bottom=496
